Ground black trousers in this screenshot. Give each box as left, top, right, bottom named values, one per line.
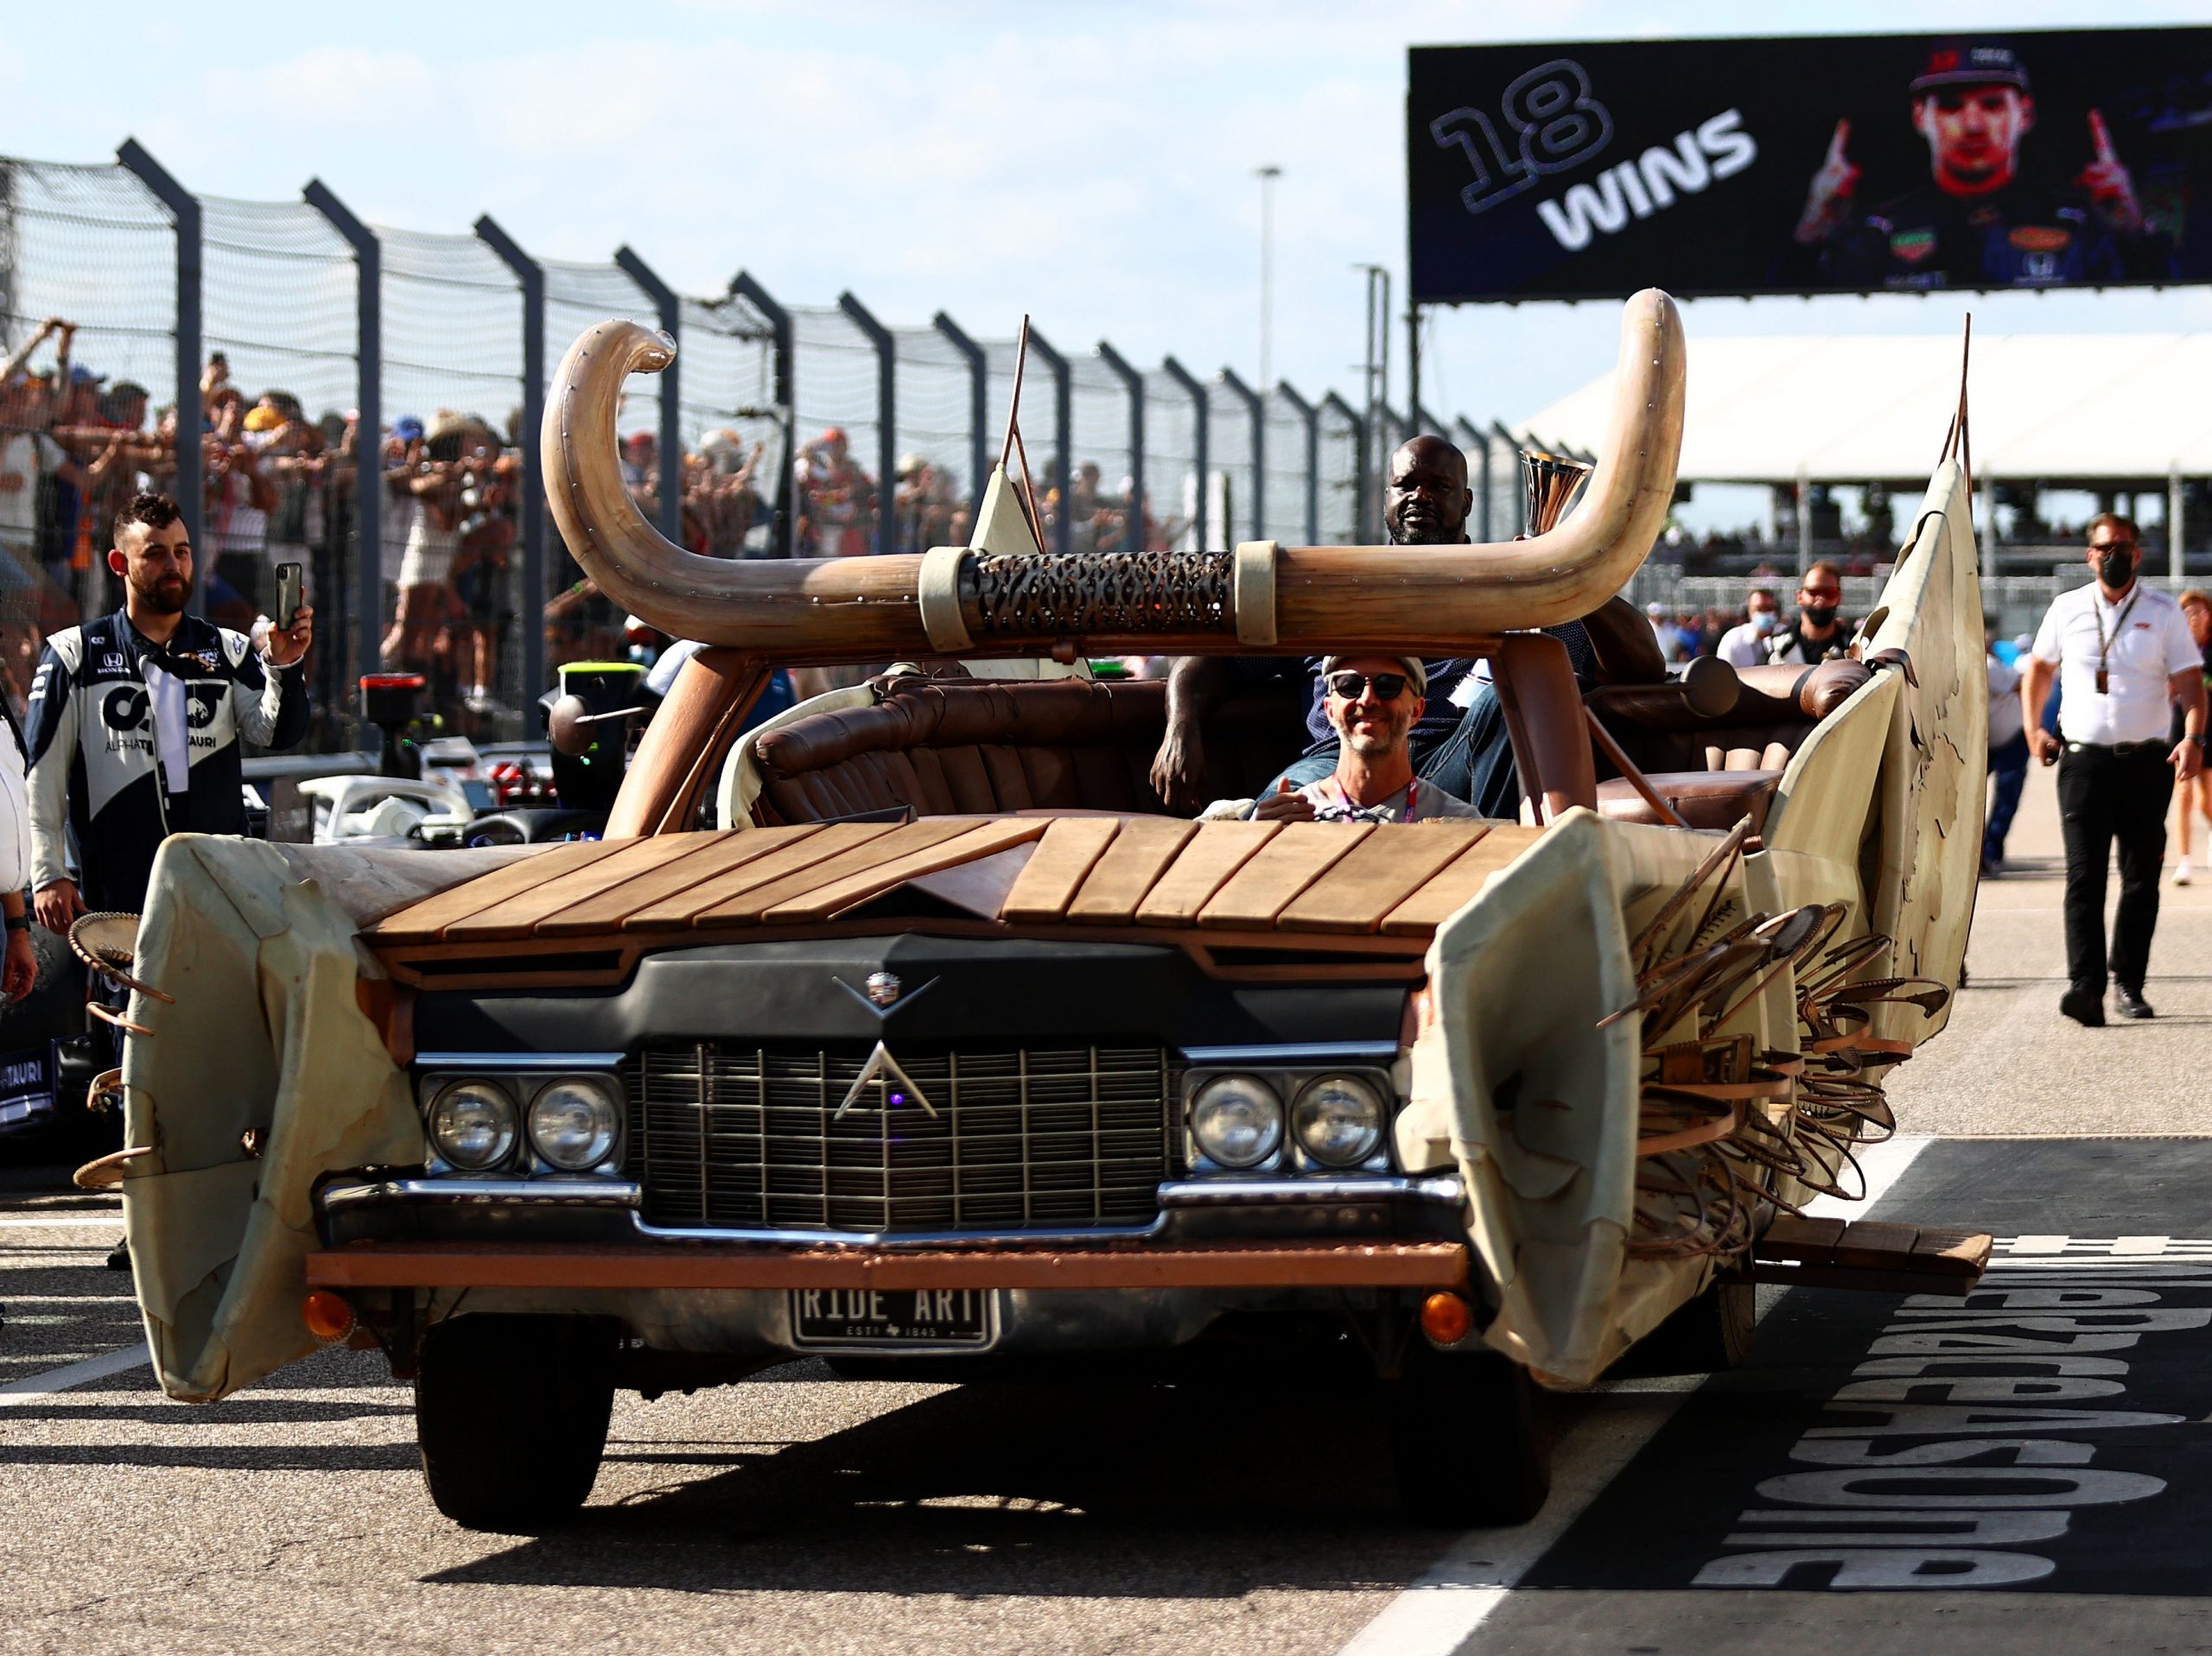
left=2056, top=745, right=2175, bottom=993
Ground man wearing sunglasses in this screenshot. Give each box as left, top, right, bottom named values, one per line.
left=1211, top=655, right=1483, bottom=825
left=1767, top=561, right=1853, bottom=665
left=1149, top=434, right=1591, bottom=820
left=2024, top=512, right=2206, bottom=1024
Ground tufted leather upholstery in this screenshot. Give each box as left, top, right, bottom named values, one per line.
left=1580, top=594, right=1671, bottom=686
left=750, top=677, right=1306, bottom=825
left=1586, top=657, right=1872, bottom=834
left=1594, top=770, right=1785, bottom=834
left=1595, top=657, right=1871, bottom=777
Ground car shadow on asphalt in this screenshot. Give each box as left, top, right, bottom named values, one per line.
left=425, top=1378, right=1448, bottom=1597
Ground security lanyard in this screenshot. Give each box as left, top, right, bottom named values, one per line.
left=2093, top=587, right=2140, bottom=696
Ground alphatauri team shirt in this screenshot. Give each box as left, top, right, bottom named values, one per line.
left=25, top=609, right=308, bottom=911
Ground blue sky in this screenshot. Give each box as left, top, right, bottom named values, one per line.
left=5, top=1, right=2211, bottom=450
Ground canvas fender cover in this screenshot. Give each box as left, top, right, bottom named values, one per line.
left=1405, top=808, right=1649, bottom=1387
left=1863, top=459, right=1986, bottom=1046
left=118, top=836, right=479, bottom=1401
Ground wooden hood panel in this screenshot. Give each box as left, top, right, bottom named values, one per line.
left=365, top=817, right=1546, bottom=970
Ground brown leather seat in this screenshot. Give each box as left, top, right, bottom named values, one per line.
left=1595, top=770, right=1784, bottom=834
left=751, top=676, right=1306, bottom=825
left=1580, top=594, right=1670, bottom=686
left=1595, top=657, right=1871, bottom=777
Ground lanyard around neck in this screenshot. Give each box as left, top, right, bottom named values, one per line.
left=2093, top=587, right=2141, bottom=686
left=1320, top=777, right=1415, bottom=820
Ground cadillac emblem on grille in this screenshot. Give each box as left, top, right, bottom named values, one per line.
left=836, top=1040, right=936, bottom=1118
left=629, top=1040, right=1179, bottom=1233
left=864, top=971, right=901, bottom=1006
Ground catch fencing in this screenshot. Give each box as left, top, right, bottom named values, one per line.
left=0, top=140, right=1508, bottom=750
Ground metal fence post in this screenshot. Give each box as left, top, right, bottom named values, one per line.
left=933, top=311, right=988, bottom=523
left=1218, top=368, right=1262, bottom=544
left=1276, top=381, right=1319, bottom=542
left=1096, top=342, right=1144, bottom=552
left=302, top=179, right=380, bottom=693
left=1452, top=416, right=1491, bottom=543
left=1322, top=391, right=1366, bottom=542
left=732, top=272, right=794, bottom=557
left=2171, top=465, right=2187, bottom=578
left=614, top=245, right=683, bottom=545
left=474, top=215, right=546, bottom=700
left=1027, top=329, right=1072, bottom=556
left=116, top=139, right=203, bottom=578
left=1160, top=357, right=1208, bottom=553
left=836, top=292, right=896, bottom=557
left=1491, top=421, right=1526, bottom=537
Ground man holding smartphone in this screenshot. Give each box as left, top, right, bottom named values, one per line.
left=23, top=492, right=311, bottom=1268
left=26, top=491, right=312, bottom=930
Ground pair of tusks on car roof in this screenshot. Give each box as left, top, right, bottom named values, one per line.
left=543, top=290, right=1687, bottom=661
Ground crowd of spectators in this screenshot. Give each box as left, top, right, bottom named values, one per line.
left=0, top=319, right=808, bottom=732
left=792, top=425, right=1185, bottom=559
left=2, top=321, right=1284, bottom=728
left=1643, top=578, right=1853, bottom=668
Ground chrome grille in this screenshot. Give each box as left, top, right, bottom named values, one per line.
left=628, top=1042, right=1181, bottom=1233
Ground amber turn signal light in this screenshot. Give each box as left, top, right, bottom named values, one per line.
left=1419, top=1291, right=1473, bottom=1346
left=302, top=1291, right=356, bottom=1342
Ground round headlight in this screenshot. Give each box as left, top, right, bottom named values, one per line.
left=527, top=1076, right=621, bottom=1171
left=1293, top=1074, right=1386, bottom=1167
left=429, top=1081, right=517, bottom=1171
left=1190, top=1074, right=1282, bottom=1169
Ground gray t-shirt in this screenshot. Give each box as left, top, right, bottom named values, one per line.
left=1230, top=775, right=1486, bottom=824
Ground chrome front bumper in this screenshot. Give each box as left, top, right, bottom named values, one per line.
left=315, top=1171, right=1467, bottom=1251
left=311, top=1171, right=1471, bottom=1360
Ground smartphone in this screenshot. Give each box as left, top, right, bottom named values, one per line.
left=275, top=562, right=303, bottom=627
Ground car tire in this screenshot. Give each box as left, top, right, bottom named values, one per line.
left=1385, top=1342, right=1551, bottom=1528
left=415, top=1314, right=616, bottom=1532
left=1621, top=1276, right=1758, bottom=1377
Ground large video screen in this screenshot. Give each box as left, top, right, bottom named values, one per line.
left=1408, top=29, right=2212, bottom=303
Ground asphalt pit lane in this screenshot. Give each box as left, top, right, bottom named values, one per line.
left=1523, top=1138, right=2212, bottom=1598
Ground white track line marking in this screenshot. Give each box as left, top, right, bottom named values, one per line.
left=1335, top=1397, right=1684, bottom=1656
left=0, top=1342, right=152, bottom=1402
left=0, top=1213, right=122, bottom=1229
left=1802, top=1131, right=1932, bottom=1220
left=1333, top=1134, right=1934, bottom=1656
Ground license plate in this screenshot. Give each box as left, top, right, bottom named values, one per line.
left=789, top=1286, right=995, bottom=1349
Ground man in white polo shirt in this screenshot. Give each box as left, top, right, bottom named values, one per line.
left=2024, top=512, right=2207, bottom=1025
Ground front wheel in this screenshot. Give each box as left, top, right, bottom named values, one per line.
left=1619, top=1277, right=1758, bottom=1378
left=1384, top=1342, right=1551, bottom=1527
left=415, top=1314, right=616, bottom=1532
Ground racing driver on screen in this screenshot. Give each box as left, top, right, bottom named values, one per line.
left=1785, top=41, right=2176, bottom=289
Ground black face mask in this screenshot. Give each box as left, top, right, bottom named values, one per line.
left=2096, top=549, right=2137, bottom=591
left=1801, top=602, right=1838, bottom=629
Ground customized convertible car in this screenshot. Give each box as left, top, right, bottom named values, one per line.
left=110, top=290, right=1990, bottom=1530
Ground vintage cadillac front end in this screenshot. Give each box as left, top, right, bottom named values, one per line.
left=111, top=289, right=1993, bottom=1533
left=324, top=930, right=1466, bottom=1362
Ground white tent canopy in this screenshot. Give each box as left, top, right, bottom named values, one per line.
left=1515, top=332, right=2212, bottom=485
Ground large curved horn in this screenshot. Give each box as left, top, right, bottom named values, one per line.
left=542, top=323, right=929, bottom=656
left=543, top=290, right=1684, bottom=657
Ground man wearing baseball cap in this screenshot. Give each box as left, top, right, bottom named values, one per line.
left=1206, top=653, right=1485, bottom=824
left=1788, top=37, right=2174, bottom=289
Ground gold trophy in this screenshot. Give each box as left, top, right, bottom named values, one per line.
left=1521, top=450, right=1594, bottom=537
